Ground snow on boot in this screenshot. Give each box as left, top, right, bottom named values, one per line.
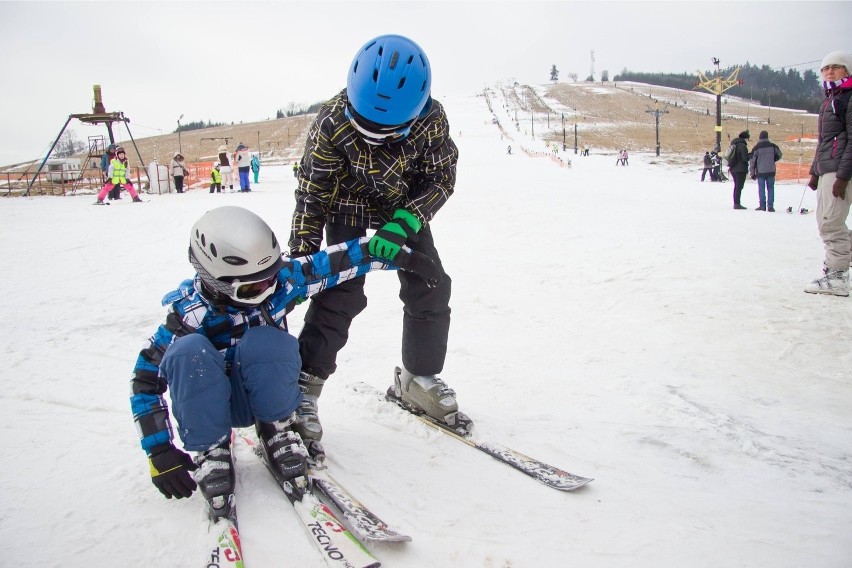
left=256, top=416, right=308, bottom=480
left=390, top=366, right=473, bottom=434
left=804, top=268, right=849, bottom=296
left=194, top=442, right=235, bottom=505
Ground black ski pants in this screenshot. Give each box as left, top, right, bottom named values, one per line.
left=298, top=223, right=452, bottom=380
left=731, top=171, right=747, bottom=206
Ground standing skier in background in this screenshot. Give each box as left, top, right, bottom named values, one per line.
left=804, top=51, right=852, bottom=296
left=170, top=152, right=189, bottom=193
left=217, top=145, right=235, bottom=192
left=701, top=151, right=713, bottom=181
left=209, top=162, right=222, bottom=193
left=748, top=131, right=782, bottom=212
left=96, top=146, right=142, bottom=204
left=251, top=152, right=261, bottom=184
left=728, top=131, right=751, bottom=209
left=130, top=205, right=440, bottom=504
left=100, top=143, right=120, bottom=199
left=287, top=34, right=464, bottom=459
left=235, top=143, right=251, bottom=191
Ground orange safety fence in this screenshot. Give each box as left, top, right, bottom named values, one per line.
left=185, top=161, right=215, bottom=188
left=776, top=161, right=809, bottom=182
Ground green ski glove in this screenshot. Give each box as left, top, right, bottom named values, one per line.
left=368, top=209, right=422, bottom=261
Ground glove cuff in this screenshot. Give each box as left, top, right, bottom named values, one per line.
left=148, top=442, right=174, bottom=457
left=393, top=208, right=422, bottom=233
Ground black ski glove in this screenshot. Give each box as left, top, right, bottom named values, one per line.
left=148, top=444, right=198, bottom=499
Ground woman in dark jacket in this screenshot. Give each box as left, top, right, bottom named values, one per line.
left=804, top=51, right=852, bottom=296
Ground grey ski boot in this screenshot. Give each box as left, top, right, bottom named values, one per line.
left=292, top=371, right=326, bottom=464
left=389, top=366, right=473, bottom=436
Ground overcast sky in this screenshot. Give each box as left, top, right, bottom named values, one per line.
left=0, top=1, right=846, bottom=166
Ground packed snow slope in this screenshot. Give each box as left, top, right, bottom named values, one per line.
left=1, top=92, right=849, bottom=568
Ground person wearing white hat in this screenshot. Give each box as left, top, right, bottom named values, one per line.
left=217, top=144, right=235, bottom=192
left=804, top=51, right=852, bottom=296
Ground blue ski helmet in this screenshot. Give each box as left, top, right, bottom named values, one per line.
left=346, top=34, right=432, bottom=127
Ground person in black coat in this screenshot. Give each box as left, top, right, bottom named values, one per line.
left=701, top=151, right=713, bottom=181
left=728, top=131, right=750, bottom=209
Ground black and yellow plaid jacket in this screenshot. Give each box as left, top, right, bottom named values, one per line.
left=289, top=89, right=458, bottom=254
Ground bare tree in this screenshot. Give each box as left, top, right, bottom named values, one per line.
left=54, top=130, right=85, bottom=158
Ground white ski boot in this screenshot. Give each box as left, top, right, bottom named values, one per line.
left=804, top=267, right=849, bottom=296
left=388, top=366, right=473, bottom=435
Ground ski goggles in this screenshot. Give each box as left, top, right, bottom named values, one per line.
left=345, top=104, right=416, bottom=144
left=229, top=273, right=279, bottom=302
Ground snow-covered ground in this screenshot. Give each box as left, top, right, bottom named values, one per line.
left=1, top=92, right=850, bottom=568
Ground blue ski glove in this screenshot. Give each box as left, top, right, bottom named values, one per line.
left=369, top=209, right=422, bottom=262
left=149, top=443, right=198, bottom=499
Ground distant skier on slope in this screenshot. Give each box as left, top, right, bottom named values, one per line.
left=129, top=206, right=441, bottom=504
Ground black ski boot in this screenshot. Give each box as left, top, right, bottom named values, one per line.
left=194, top=441, right=235, bottom=518
left=256, top=416, right=308, bottom=480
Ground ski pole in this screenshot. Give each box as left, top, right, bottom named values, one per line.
left=797, top=184, right=808, bottom=213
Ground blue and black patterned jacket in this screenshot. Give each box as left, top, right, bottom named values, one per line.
left=129, top=238, right=406, bottom=455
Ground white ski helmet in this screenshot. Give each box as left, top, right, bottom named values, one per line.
left=188, top=206, right=284, bottom=305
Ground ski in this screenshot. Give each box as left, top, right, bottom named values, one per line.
left=239, top=431, right=381, bottom=568
left=199, top=432, right=245, bottom=567
left=352, top=378, right=593, bottom=492
left=308, top=467, right=412, bottom=543
left=202, top=513, right=244, bottom=568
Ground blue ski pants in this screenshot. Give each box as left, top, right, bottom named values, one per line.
left=160, top=326, right=302, bottom=451
left=238, top=167, right=251, bottom=191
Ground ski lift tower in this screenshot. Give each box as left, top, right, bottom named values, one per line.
left=695, top=58, right=743, bottom=151
left=26, top=85, right=145, bottom=196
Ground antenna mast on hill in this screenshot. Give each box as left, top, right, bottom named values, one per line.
left=589, top=50, right=595, bottom=82
left=645, top=103, right=670, bottom=156
left=695, top=57, right=743, bottom=151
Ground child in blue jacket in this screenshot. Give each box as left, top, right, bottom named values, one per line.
left=129, top=205, right=440, bottom=511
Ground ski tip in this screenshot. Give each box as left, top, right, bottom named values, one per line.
left=547, top=476, right=594, bottom=491
left=205, top=516, right=244, bottom=567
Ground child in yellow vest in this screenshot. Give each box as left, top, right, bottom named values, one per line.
left=96, top=147, right=142, bottom=204
left=210, top=162, right=222, bottom=193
